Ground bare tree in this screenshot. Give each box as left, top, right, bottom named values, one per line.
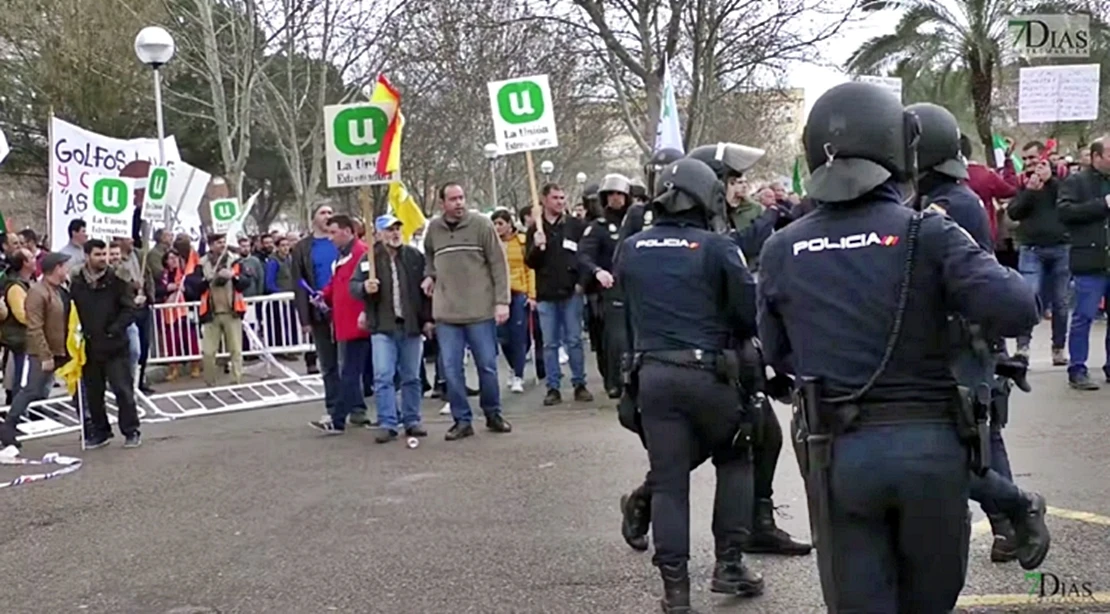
left=162, top=0, right=299, bottom=199
left=385, top=0, right=617, bottom=213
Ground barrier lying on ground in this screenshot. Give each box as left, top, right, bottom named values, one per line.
left=1, top=293, right=324, bottom=444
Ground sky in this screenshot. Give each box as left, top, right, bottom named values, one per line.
left=786, top=10, right=905, bottom=116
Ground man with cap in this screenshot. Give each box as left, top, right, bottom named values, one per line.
left=0, top=252, right=71, bottom=453
left=616, top=157, right=763, bottom=612
left=908, top=102, right=1051, bottom=570
left=351, top=215, right=432, bottom=443
left=757, top=82, right=1040, bottom=611
left=580, top=173, right=633, bottom=397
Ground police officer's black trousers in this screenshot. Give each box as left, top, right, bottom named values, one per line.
left=600, top=290, right=626, bottom=393
left=586, top=294, right=606, bottom=382
left=752, top=397, right=783, bottom=501
left=639, top=362, right=753, bottom=567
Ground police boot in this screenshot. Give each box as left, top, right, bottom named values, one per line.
left=987, top=513, right=1018, bottom=563
left=619, top=485, right=651, bottom=551
left=746, top=498, right=813, bottom=555
left=1011, top=492, right=1051, bottom=570
left=710, top=548, right=764, bottom=597
left=658, top=563, right=700, bottom=614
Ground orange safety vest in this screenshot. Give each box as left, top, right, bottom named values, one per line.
left=165, top=250, right=199, bottom=323
left=198, top=261, right=247, bottom=319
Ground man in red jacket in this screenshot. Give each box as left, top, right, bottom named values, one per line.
left=961, top=135, right=1019, bottom=245
left=309, top=214, right=370, bottom=434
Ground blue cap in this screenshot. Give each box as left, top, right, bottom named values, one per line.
left=375, top=214, right=402, bottom=232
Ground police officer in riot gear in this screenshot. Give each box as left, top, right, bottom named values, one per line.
left=758, top=82, right=1040, bottom=612
left=618, top=158, right=763, bottom=613
left=616, top=143, right=812, bottom=558
left=580, top=173, right=633, bottom=398
left=909, top=102, right=1051, bottom=569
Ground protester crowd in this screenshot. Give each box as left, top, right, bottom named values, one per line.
left=0, top=133, right=1105, bottom=452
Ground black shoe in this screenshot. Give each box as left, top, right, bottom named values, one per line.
left=306, top=365, right=321, bottom=375
left=430, top=385, right=446, bottom=399
left=374, top=428, right=398, bottom=444
left=1069, top=373, right=1099, bottom=390
left=138, top=383, right=155, bottom=394
left=1012, top=492, right=1051, bottom=570
left=606, top=387, right=621, bottom=399
left=84, top=434, right=111, bottom=449
left=445, top=422, right=475, bottom=441
left=466, top=386, right=479, bottom=397
left=543, top=388, right=562, bottom=406
left=123, top=433, right=142, bottom=449
left=710, top=554, right=764, bottom=597
left=405, top=425, right=428, bottom=438
left=486, top=415, right=512, bottom=433
left=988, top=514, right=1018, bottom=563
left=659, top=563, right=699, bottom=614
left=619, top=490, right=650, bottom=552
left=745, top=498, right=812, bottom=555
left=573, top=384, right=594, bottom=403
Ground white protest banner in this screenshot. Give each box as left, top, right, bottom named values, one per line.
left=49, top=117, right=180, bottom=250
left=855, top=75, right=903, bottom=102
left=323, top=102, right=398, bottom=188
left=1018, top=64, right=1100, bottom=123
left=487, top=74, right=559, bottom=154
left=0, top=128, right=9, bottom=166
left=142, top=166, right=170, bottom=223
left=162, top=162, right=210, bottom=243
left=87, top=176, right=137, bottom=241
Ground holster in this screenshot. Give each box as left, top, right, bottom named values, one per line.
left=956, top=384, right=992, bottom=476
left=991, top=379, right=1011, bottom=428
left=791, top=376, right=838, bottom=611
left=617, top=352, right=644, bottom=445
left=715, top=349, right=758, bottom=450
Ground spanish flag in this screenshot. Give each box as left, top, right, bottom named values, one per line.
left=370, top=75, right=403, bottom=176
left=55, top=301, right=86, bottom=396
left=388, top=181, right=426, bottom=243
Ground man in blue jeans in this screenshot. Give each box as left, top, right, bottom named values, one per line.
left=1007, top=156, right=1070, bottom=365
left=351, top=215, right=432, bottom=443
left=422, top=183, right=513, bottom=440
left=1058, top=138, right=1110, bottom=390
left=524, top=183, right=593, bottom=405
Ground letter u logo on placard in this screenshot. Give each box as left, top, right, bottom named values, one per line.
left=93, top=178, right=129, bottom=214
left=333, top=106, right=388, bottom=156
left=497, top=81, right=545, bottom=124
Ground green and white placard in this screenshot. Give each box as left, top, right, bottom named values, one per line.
left=88, top=176, right=136, bottom=240
left=487, top=74, right=558, bottom=154
left=210, top=198, right=240, bottom=233
left=323, top=102, right=397, bottom=188
left=142, top=165, right=171, bottom=222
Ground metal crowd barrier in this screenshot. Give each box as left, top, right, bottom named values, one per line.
left=3, top=292, right=325, bottom=445
left=148, top=291, right=313, bottom=364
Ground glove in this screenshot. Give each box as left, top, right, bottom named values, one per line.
left=765, top=372, right=795, bottom=404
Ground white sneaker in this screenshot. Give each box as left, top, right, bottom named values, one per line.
left=559, top=348, right=569, bottom=365
left=0, top=445, right=19, bottom=461
left=439, top=403, right=451, bottom=416
left=510, top=377, right=524, bottom=393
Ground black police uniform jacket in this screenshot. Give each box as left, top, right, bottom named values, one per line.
left=924, top=181, right=993, bottom=253
left=756, top=183, right=1039, bottom=404
left=617, top=221, right=757, bottom=352
left=579, top=207, right=627, bottom=293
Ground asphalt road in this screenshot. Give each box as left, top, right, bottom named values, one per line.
left=4, top=322, right=1110, bottom=614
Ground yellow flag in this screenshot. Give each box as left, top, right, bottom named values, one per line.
left=55, top=301, right=86, bottom=396
left=389, top=181, right=426, bottom=243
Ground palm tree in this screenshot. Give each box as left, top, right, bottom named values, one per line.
left=846, top=0, right=1015, bottom=157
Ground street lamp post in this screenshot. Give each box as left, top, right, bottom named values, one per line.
left=483, top=143, right=500, bottom=209
left=134, top=27, right=175, bottom=167
left=575, top=172, right=587, bottom=206
left=540, top=159, right=554, bottom=183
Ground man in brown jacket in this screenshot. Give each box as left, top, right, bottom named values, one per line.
left=0, top=252, right=71, bottom=452
left=421, top=182, right=512, bottom=441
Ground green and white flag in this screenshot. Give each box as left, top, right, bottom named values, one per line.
left=654, top=58, right=684, bottom=154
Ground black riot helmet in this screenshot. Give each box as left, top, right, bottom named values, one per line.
left=645, top=147, right=685, bottom=189
left=582, top=182, right=600, bottom=203
left=686, top=143, right=766, bottom=181
left=650, top=158, right=725, bottom=226
left=905, top=103, right=968, bottom=180
left=629, top=177, right=649, bottom=202
left=803, top=82, right=920, bottom=203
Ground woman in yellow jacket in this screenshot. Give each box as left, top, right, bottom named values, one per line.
left=491, top=209, right=535, bottom=393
